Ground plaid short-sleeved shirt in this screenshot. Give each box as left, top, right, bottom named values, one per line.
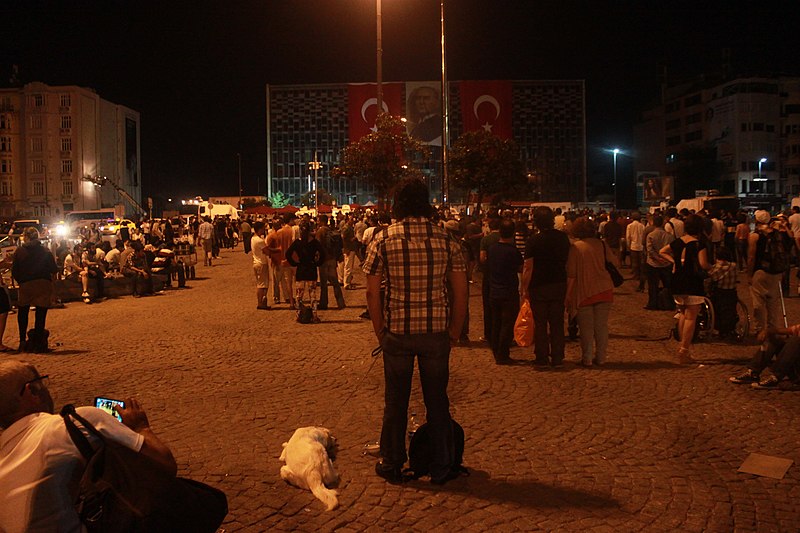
left=362, top=217, right=466, bottom=335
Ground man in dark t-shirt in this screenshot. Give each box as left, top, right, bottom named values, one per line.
left=521, top=206, right=571, bottom=366
left=487, top=218, right=523, bottom=364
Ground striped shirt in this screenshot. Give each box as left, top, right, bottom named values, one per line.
left=708, top=260, right=737, bottom=290
left=362, top=217, right=466, bottom=335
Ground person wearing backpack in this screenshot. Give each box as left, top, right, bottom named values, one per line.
left=363, top=178, right=468, bottom=485
left=748, top=210, right=792, bottom=349
left=0, top=360, right=227, bottom=533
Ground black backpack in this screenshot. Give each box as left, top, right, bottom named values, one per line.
left=404, top=419, right=468, bottom=480
left=296, top=303, right=314, bottom=324
left=326, top=231, right=344, bottom=263
left=761, top=230, right=790, bottom=274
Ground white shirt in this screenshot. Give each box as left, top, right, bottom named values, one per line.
left=789, top=212, right=800, bottom=238
left=0, top=408, right=144, bottom=533
left=625, top=220, right=645, bottom=252
left=554, top=214, right=566, bottom=231
left=710, top=218, right=724, bottom=243
left=251, top=234, right=268, bottom=266
left=665, top=217, right=684, bottom=238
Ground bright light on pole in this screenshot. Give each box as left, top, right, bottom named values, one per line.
left=759, top=157, right=767, bottom=178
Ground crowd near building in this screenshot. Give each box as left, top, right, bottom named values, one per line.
left=634, top=73, right=800, bottom=209
left=265, top=80, right=587, bottom=205
left=0, top=81, right=142, bottom=220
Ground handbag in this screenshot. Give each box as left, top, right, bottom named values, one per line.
left=61, top=405, right=228, bottom=533
left=513, top=299, right=534, bottom=347
left=602, top=242, right=624, bottom=288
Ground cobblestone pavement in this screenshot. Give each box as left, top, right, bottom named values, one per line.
left=10, top=245, right=800, bottom=532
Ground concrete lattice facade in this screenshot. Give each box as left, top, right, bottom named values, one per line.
left=266, top=80, right=586, bottom=205
left=0, top=82, right=142, bottom=220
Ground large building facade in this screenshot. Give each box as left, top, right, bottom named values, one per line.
left=633, top=75, right=800, bottom=208
left=0, top=81, right=142, bottom=220
left=265, top=80, right=586, bottom=205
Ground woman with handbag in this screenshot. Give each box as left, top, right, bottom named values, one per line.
left=660, top=214, right=712, bottom=363
left=565, top=217, right=617, bottom=367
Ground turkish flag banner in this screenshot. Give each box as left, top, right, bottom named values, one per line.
left=348, top=83, right=403, bottom=142
left=459, top=80, right=513, bottom=139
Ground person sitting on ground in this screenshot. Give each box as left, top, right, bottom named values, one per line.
left=730, top=326, right=800, bottom=389
left=0, top=360, right=228, bottom=533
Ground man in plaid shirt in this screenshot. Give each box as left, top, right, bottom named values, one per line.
left=363, top=177, right=468, bottom=484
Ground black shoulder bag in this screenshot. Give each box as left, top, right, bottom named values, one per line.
left=61, top=404, right=228, bottom=533
left=602, top=241, right=624, bottom=288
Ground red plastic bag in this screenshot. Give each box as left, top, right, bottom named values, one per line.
left=514, top=299, right=534, bottom=347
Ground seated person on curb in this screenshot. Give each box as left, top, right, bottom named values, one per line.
left=0, top=360, right=228, bottom=533
left=730, top=325, right=800, bottom=389
left=123, top=241, right=153, bottom=297
left=104, top=239, right=124, bottom=273
left=80, top=243, right=107, bottom=303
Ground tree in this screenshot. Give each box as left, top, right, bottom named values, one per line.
left=269, top=191, right=290, bottom=208
left=448, top=130, right=525, bottom=214
left=334, top=113, right=430, bottom=202
left=298, top=188, right=335, bottom=208
left=241, top=197, right=271, bottom=208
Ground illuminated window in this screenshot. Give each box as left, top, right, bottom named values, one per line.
left=32, top=181, right=44, bottom=196
left=60, top=94, right=71, bottom=107
left=62, top=180, right=73, bottom=196
left=32, top=137, right=42, bottom=152
left=61, top=138, right=71, bottom=152
left=60, top=115, right=71, bottom=129
left=61, top=160, right=72, bottom=174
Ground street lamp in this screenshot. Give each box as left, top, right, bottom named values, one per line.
left=758, top=157, right=767, bottom=179
left=612, top=148, right=620, bottom=208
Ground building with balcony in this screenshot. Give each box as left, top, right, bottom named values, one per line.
left=0, top=81, right=141, bottom=220
left=633, top=75, right=800, bottom=209
left=265, top=80, right=586, bottom=205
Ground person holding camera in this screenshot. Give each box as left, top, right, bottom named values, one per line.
left=0, top=359, right=227, bottom=533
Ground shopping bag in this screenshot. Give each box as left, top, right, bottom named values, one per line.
left=514, top=299, right=534, bottom=347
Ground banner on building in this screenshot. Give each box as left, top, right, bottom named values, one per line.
left=459, top=80, right=513, bottom=140
left=639, top=172, right=673, bottom=201
left=348, top=83, right=402, bottom=142
left=405, top=82, right=443, bottom=146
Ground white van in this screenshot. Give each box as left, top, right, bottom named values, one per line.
left=198, top=201, right=239, bottom=220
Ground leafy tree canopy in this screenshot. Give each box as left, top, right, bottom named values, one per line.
left=269, top=191, right=290, bottom=208
left=449, top=130, right=525, bottom=212
left=334, top=113, right=430, bottom=201
left=298, top=188, right=336, bottom=208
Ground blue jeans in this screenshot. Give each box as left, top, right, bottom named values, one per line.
left=318, top=260, right=344, bottom=309
left=380, top=331, right=453, bottom=478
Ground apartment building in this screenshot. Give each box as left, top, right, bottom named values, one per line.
left=634, top=75, right=800, bottom=209
left=0, top=81, right=141, bottom=220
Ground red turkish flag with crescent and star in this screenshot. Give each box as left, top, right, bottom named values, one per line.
left=348, top=83, right=403, bottom=142
left=459, top=80, right=513, bottom=139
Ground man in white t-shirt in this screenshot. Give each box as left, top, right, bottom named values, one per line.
left=788, top=206, right=800, bottom=250
left=251, top=220, right=271, bottom=310
left=0, top=360, right=177, bottom=533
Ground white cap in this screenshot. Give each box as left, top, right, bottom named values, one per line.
left=755, top=210, right=770, bottom=224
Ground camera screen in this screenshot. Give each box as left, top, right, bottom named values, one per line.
left=94, top=397, right=125, bottom=422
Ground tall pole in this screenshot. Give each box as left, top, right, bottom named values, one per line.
left=376, top=0, right=383, bottom=113
left=237, top=153, right=242, bottom=209
left=314, top=151, right=319, bottom=213
left=440, top=0, right=450, bottom=204
left=613, top=149, right=619, bottom=209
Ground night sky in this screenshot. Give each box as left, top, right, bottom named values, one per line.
left=2, top=0, right=797, bottom=204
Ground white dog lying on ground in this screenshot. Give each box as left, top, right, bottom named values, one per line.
left=279, top=426, right=339, bottom=511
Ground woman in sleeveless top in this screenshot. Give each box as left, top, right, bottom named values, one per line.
left=660, top=214, right=711, bottom=363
